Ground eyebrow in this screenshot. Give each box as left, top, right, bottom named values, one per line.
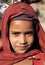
left=11, top=31, right=21, bottom=34
left=24, top=31, right=34, bottom=34
left=11, top=31, right=34, bottom=34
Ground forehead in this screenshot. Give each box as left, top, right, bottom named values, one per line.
left=9, top=20, right=33, bottom=32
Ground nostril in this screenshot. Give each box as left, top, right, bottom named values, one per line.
left=24, top=41, right=27, bottom=45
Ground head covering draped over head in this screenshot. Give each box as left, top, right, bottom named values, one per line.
left=0, top=2, right=45, bottom=65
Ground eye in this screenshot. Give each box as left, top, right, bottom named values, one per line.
left=25, top=31, right=34, bottom=36
left=14, top=33, right=20, bottom=36
left=11, top=32, right=20, bottom=37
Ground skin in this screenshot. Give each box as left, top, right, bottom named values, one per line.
left=0, top=38, right=2, bottom=48
left=0, top=30, right=2, bottom=49
left=9, top=20, right=34, bottom=54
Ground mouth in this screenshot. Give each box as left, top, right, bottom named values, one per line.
left=18, top=45, right=28, bottom=50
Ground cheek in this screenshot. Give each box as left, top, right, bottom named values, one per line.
left=27, top=35, right=34, bottom=44
left=9, top=35, right=20, bottom=44
left=9, top=35, right=18, bottom=44
left=9, top=35, right=19, bottom=49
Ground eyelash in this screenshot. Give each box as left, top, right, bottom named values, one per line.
left=12, top=33, right=20, bottom=36
left=11, top=31, right=34, bottom=37
left=15, top=33, right=19, bottom=36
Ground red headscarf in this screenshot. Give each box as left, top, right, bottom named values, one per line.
left=0, top=2, right=45, bottom=65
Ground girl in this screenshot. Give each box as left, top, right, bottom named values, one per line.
left=0, top=2, right=45, bottom=65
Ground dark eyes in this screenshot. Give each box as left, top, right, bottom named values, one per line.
left=11, top=32, right=20, bottom=36
left=11, top=31, right=34, bottom=37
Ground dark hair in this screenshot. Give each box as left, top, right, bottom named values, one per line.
left=0, top=31, right=2, bottom=38
left=29, top=21, right=41, bottom=50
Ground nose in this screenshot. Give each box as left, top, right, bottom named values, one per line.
left=20, top=34, right=27, bottom=44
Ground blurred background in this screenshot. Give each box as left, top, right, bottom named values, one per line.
left=0, top=0, right=45, bottom=48
left=31, top=0, right=45, bottom=31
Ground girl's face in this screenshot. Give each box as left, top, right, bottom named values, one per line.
left=9, top=20, right=34, bottom=54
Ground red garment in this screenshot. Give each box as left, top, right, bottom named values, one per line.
left=0, top=2, right=45, bottom=65
left=38, top=24, right=45, bottom=54
left=33, top=53, right=45, bottom=65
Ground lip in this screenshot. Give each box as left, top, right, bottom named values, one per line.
left=18, top=45, right=28, bottom=50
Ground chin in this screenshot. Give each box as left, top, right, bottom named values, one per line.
left=15, top=50, right=26, bottom=54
